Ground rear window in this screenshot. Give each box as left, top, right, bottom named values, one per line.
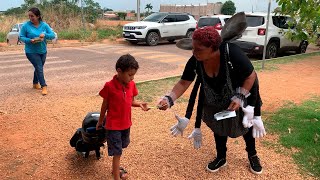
left=198, top=18, right=221, bottom=28
left=273, top=16, right=295, bottom=29
left=246, top=16, right=265, bottom=27
left=163, top=15, right=176, bottom=23
left=176, top=15, right=190, bottom=22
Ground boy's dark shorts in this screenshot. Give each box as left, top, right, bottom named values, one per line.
left=105, top=128, right=130, bottom=156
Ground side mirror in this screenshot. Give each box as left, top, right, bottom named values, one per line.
left=162, top=19, right=168, bottom=23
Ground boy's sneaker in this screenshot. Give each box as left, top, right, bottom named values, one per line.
left=206, top=157, right=227, bottom=173
left=249, top=155, right=263, bottom=174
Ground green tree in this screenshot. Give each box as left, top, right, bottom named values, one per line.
left=117, top=12, right=127, bottom=20
left=276, top=0, right=320, bottom=42
left=103, top=7, right=113, bottom=12
left=145, top=3, right=153, bottom=16
left=24, top=0, right=36, bottom=6
left=83, top=0, right=102, bottom=23
left=4, top=7, right=26, bottom=15
left=220, top=0, right=236, bottom=15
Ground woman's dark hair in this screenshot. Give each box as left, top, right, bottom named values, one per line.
left=29, top=7, right=42, bottom=21
left=116, top=54, right=139, bottom=72
left=192, top=26, right=222, bottom=51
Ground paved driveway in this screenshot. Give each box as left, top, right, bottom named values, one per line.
left=0, top=43, right=192, bottom=101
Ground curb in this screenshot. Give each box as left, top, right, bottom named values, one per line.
left=136, top=75, right=181, bottom=84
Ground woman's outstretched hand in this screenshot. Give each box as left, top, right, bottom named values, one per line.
left=157, top=97, right=170, bottom=110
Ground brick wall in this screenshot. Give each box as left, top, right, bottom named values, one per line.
left=159, top=3, right=223, bottom=20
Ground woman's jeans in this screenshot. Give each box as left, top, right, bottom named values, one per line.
left=26, top=53, right=47, bottom=87
left=214, top=127, right=257, bottom=159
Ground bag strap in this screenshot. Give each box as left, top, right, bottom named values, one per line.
left=225, top=42, right=234, bottom=70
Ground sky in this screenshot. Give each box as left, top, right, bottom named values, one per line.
left=0, top=0, right=278, bottom=13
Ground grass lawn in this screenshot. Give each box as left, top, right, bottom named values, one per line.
left=57, top=26, right=123, bottom=41
left=265, top=97, right=320, bottom=178
left=0, top=32, right=6, bottom=43
left=135, top=76, right=189, bottom=103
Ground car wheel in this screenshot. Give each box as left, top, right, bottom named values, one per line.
left=297, top=41, right=307, bottom=54
left=146, top=32, right=160, bottom=46
left=186, top=30, right=194, bottom=38
left=6, top=39, right=9, bottom=45
left=266, top=42, right=278, bottom=59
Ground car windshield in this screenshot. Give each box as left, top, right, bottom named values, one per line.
left=246, top=16, right=265, bottom=27
left=142, top=13, right=167, bottom=22
left=198, top=18, right=221, bottom=28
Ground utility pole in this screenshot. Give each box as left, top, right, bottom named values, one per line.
left=261, top=0, right=271, bottom=69
left=137, top=0, right=140, bottom=21
left=80, top=0, right=86, bottom=30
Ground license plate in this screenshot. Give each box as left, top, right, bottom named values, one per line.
left=125, top=32, right=130, bottom=37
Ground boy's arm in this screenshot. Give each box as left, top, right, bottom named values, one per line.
left=97, top=99, right=108, bottom=129
left=132, top=97, right=149, bottom=111
left=132, top=98, right=141, bottom=107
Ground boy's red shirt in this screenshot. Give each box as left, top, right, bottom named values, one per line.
left=99, top=75, right=138, bottom=130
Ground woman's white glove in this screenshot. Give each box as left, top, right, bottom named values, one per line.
left=188, top=128, right=202, bottom=149
left=252, top=116, right=266, bottom=138
left=170, top=114, right=190, bottom=136
left=242, top=105, right=254, bottom=128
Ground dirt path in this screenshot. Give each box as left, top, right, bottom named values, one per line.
left=0, top=57, right=319, bottom=180
left=259, top=57, right=320, bottom=111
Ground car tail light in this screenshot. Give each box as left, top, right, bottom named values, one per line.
left=196, top=23, right=198, bottom=29
left=258, top=28, right=266, bottom=35
left=214, top=23, right=222, bottom=30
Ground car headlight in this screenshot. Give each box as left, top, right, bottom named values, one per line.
left=135, top=26, right=147, bottom=29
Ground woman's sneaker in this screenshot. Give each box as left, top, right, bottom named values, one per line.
left=206, top=157, right=227, bottom=173
left=249, top=155, right=263, bottom=174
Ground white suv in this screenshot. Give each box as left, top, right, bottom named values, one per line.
left=7, top=23, right=58, bottom=45
left=123, top=12, right=197, bottom=46
left=197, top=15, right=231, bottom=34
left=235, top=12, right=308, bottom=59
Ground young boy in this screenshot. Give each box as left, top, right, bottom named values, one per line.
left=96, top=54, right=149, bottom=180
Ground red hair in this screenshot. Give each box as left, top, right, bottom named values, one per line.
left=192, top=26, right=222, bottom=51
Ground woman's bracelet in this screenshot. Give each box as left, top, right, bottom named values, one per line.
left=165, top=95, right=174, bottom=107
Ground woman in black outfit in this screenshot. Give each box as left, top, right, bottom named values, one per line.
left=158, top=26, right=266, bottom=175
